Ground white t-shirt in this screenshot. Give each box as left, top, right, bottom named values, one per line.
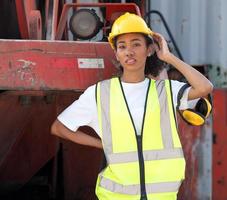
left=58, top=78, right=190, bottom=137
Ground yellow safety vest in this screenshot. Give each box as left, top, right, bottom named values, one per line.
left=96, top=77, right=185, bottom=200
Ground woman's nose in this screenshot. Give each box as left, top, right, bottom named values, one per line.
left=125, top=48, right=134, bottom=57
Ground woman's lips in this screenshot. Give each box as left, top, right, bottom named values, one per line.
left=125, top=58, right=136, bottom=65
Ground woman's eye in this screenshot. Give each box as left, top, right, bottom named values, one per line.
left=117, top=45, right=125, bottom=49
left=133, top=43, right=141, bottom=47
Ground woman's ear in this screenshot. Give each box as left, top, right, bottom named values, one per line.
left=148, top=43, right=160, bottom=56
left=147, top=44, right=155, bottom=57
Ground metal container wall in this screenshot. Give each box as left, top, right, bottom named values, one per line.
left=148, top=0, right=227, bottom=87
left=213, top=89, right=227, bottom=200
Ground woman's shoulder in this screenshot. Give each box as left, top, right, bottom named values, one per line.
left=170, top=79, right=189, bottom=92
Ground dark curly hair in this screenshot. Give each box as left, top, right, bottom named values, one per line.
left=143, top=35, right=167, bottom=77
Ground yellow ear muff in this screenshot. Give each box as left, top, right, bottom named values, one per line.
left=182, top=109, right=205, bottom=126
left=177, top=83, right=212, bottom=126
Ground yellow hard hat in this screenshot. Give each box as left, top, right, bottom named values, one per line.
left=108, top=12, right=153, bottom=49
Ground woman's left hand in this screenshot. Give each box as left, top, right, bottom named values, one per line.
left=152, top=32, right=172, bottom=63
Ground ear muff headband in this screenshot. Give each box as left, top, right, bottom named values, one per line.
left=204, top=98, right=212, bottom=118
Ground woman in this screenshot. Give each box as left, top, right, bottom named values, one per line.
left=51, top=13, right=213, bottom=200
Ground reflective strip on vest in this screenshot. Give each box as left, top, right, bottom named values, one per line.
left=100, top=175, right=182, bottom=195
left=108, top=148, right=184, bottom=163
left=99, top=79, right=113, bottom=155
left=155, top=80, right=174, bottom=149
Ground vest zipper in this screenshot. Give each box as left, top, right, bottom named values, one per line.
left=137, top=135, right=147, bottom=200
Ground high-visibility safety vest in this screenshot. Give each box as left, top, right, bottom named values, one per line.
left=95, top=77, right=185, bottom=200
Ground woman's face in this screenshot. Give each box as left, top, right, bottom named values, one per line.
left=115, top=33, right=152, bottom=74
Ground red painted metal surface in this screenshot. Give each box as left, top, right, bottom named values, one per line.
left=15, top=0, right=29, bottom=39
left=62, top=139, right=103, bottom=199
left=0, top=90, right=102, bottom=198
left=0, top=39, right=117, bottom=90
left=0, top=92, right=58, bottom=193
left=29, top=10, right=42, bottom=40
left=15, top=0, right=42, bottom=39
left=213, top=89, right=227, bottom=200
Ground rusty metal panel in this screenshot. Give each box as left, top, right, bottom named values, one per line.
left=213, top=89, right=227, bottom=200
left=0, top=40, right=117, bottom=90
left=62, top=134, right=103, bottom=200
left=177, top=115, right=212, bottom=200
left=0, top=92, right=58, bottom=193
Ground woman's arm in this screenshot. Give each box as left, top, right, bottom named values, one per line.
left=152, top=32, right=213, bottom=100
left=51, top=119, right=102, bottom=149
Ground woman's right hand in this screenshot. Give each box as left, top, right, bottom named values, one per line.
left=152, top=32, right=172, bottom=63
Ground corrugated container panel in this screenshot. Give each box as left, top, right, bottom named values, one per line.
left=148, top=0, right=227, bottom=87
